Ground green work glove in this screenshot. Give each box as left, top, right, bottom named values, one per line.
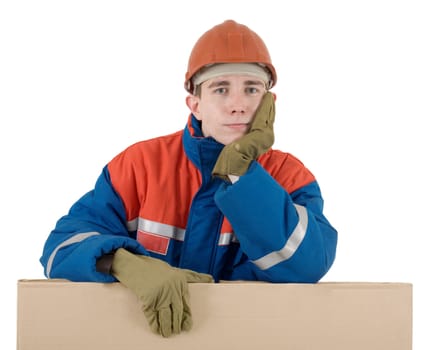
left=111, top=248, right=214, bottom=337
left=212, top=91, right=275, bottom=181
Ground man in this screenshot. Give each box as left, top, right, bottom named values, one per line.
left=40, top=20, right=337, bottom=337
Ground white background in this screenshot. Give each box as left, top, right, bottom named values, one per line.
left=1, top=0, right=434, bottom=348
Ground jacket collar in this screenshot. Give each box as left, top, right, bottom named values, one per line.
left=182, top=114, right=224, bottom=174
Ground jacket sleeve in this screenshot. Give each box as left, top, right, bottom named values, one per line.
left=39, top=166, right=148, bottom=282
left=214, top=161, right=338, bottom=283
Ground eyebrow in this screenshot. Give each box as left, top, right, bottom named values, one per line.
left=206, top=79, right=265, bottom=89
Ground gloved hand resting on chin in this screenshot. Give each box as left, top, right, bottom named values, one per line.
left=212, top=91, right=275, bottom=182
left=110, top=248, right=214, bottom=337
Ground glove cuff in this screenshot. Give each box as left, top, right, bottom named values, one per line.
left=212, top=150, right=252, bottom=179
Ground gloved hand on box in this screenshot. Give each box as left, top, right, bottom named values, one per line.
left=110, top=248, right=214, bottom=337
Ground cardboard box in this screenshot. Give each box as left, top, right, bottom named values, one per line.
left=17, top=279, right=412, bottom=350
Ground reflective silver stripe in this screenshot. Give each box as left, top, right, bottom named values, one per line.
left=127, top=218, right=138, bottom=232
left=218, top=232, right=238, bottom=245
left=46, top=232, right=100, bottom=278
left=138, top=217, right=186, bottom=241
left=252, top=204, right=308, bottom=270
left=134, top=218, right=237, bottom=245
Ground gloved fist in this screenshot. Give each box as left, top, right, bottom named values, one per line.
left=212, top=91, right=275, bottom=181
left=111, top=248, right=214, bottom=337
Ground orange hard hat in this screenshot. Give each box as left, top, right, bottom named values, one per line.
left=184, top=20, right=277, bottom=93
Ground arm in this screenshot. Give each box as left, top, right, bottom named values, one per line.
left=211, top=92, right=337, bottom=282
left=40, top=163, right=214, bottom=337
left=214, top=162, right=338, bottom=283
left=39, top=165, right=148, bottom=282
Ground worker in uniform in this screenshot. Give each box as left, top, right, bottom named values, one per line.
left=40, top=19, right=338, bottom=337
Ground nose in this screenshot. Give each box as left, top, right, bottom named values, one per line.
left=228, top=91, right=247, bottom=115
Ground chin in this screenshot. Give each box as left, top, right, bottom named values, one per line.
left=215, top=132, right=246, bottom=146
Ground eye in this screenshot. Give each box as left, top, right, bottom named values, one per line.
left=246, top=86, right=260, bottom=94
left=213, top=87, right=228, bottom=94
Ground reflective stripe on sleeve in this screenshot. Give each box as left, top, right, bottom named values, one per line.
left=252, top=204, right=308, bottom=270
left=46, top=231, right=100, bottom=278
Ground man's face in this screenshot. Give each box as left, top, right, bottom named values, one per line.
left=186, top=75, right=267, bottom=145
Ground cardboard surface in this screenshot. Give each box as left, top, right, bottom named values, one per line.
left=17, top=279, right=412, bottom=350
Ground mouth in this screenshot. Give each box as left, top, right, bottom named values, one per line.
left=225, top=123, right=249, bottom=130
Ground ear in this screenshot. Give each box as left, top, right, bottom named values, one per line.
left=185, top=95, right=202, bottom=120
